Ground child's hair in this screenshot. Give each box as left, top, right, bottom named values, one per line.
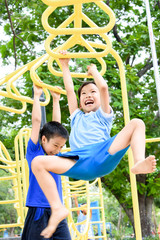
left=80, top=203, right=86, bottom=213
left=40, top=121, right=69, bottom=141
left=78, top=81, right=96, bottom=100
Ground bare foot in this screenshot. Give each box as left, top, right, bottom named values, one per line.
left=40, top=206, right=69, bottom=238
left=131, top=155, right=156, bottom=174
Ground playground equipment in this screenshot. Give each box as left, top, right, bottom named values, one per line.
left=0, top=0, right=160, bottom=239
left=0, top=128, right=31, bottom=229
left=62, top=177, right=107, bottom=239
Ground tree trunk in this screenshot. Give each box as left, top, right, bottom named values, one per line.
left=123, top=193, right=153, bottom=237
left=139, top=194, right=153, bottom=237
left=10, top=227, right=14, bottom=237
left=101, top=174, right=154, bottom=238
left=117, top=205, right=122, bottom=232
left=152, top=204, right=157, bottom=234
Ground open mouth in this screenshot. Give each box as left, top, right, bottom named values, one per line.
left=85, top=100, right=94, bottom=105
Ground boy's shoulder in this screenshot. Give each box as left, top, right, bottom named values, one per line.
left=70, top=108, right=82, bottom=119
left=97, top=106, right=114, bottom=118
left=27, top=138, right=42, bottom=155
left=26, top=138, right=45, bottom=165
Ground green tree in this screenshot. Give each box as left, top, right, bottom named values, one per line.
left=0, top=0, right=160, bottom=237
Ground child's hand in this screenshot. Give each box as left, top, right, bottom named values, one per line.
left=50, top=86, right=62, bottom=101
left=87, top=64, right=98, bottom=76
left=33, top=84, right=43, bottom=97
left=59, top=50, right=70, bottom=66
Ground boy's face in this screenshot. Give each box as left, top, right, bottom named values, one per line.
left=41, top=135, right=66, bottom=155
left=81, top=204, right=87, bottom=215
left=80, top=83, right=101, bottom=113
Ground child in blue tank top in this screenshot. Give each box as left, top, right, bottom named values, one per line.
left=21, top=84, right=71, bottom=240
left=31, top=51, right=157, bottom=238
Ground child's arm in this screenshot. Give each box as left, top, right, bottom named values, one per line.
left=59, top=51, right=78, bottom=115
left=87, top=64, right=111, bottom=114
left=50, top=87, right=62, bottom=123
left=73, top=195, right=80, bottom=216
left=31, top=84, right=43, bottom=144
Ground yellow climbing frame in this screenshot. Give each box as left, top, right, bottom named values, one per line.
left=0, top=0, right=160, bottom=239
left=0, top=128, right=31, bottom=228
left=61, top=177, right=107, bottom=239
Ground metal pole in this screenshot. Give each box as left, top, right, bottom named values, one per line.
left=144, top=0, right=160, bottom=114
left=32, top=88, right=47, bottom=128
left=39, top=92, right=47, bottom=127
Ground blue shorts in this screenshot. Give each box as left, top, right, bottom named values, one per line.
left=21, top=207, right=71, bottom=240
left=59, top=135, right=129, bottom=181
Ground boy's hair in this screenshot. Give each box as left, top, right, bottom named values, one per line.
left=78, top=81, right=96, bottom=100
left=80, top=203, right=86, bottom=213
left=40, top=121, right=69, bottom=141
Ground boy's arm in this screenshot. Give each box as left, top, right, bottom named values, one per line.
left=73, top=195, right=80, bottom=216
left=30, top=84, right=43, bottom=144
left=87, top=64, right=111, bottom=114
left=50, top=87, right=61, bottom=123
left=59, top=51, right=78, bottom=115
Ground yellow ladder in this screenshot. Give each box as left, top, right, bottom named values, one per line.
left=62, top=177, right=107, bottom=239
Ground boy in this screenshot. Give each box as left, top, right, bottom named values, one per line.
left=21, top=84, right=71, bottom=240
left=73, top=195, right=95, bottom=240
left=31, top=51, right=156, bottom=238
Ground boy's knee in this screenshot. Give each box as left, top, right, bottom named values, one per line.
left=130, top=118, right=145, bottom=128
left=31, top=156, right=42, bottom=173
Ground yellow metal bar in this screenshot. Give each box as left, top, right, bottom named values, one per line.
left=41, top=0, right=102, bottom=7
left=0, top=142, right=23, bottom=228
left=0, top=164, right=16, bottom=169
left=42, top=6, right=75, bottom=34
left=0, top=223, right=22, bottom=229
left=0, top=0, right=115, bottom=114
left=110, top=48, right=142, bottom=239
left=0, top=128, right=32, bottom=229
left=146, top=138, right=160, bottom=143
left=0, top=53, right=66, bottom=113
left=14, top=128, right=32, bottom=221
left=98, top=178, right=107, bottom=239
left=62, top=176, right=107, bottom=239
left=30, top=55, right=66, bottom=95
left=0, top=199, right=19, bottom=204
left=0, top=176, right=16, bottom=181
left=44, top=28, right=112, bottom=59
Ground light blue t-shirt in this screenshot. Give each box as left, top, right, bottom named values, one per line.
left=69, top=107, right=114, bottom=150
left=77, top=211, right=95, bottom=239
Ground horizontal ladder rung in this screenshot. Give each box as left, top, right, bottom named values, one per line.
left=0, top=199, right=19, bottom=204
left=0, top=223, right=23, bottom=228
left=0, top=175, right=17, bottom=180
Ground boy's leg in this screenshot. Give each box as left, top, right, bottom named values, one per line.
left=108, top=118, right=156, bottom=174
left=53, top=219, right=71, bottom=240
left=31, top=155, right=76, bottom=238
